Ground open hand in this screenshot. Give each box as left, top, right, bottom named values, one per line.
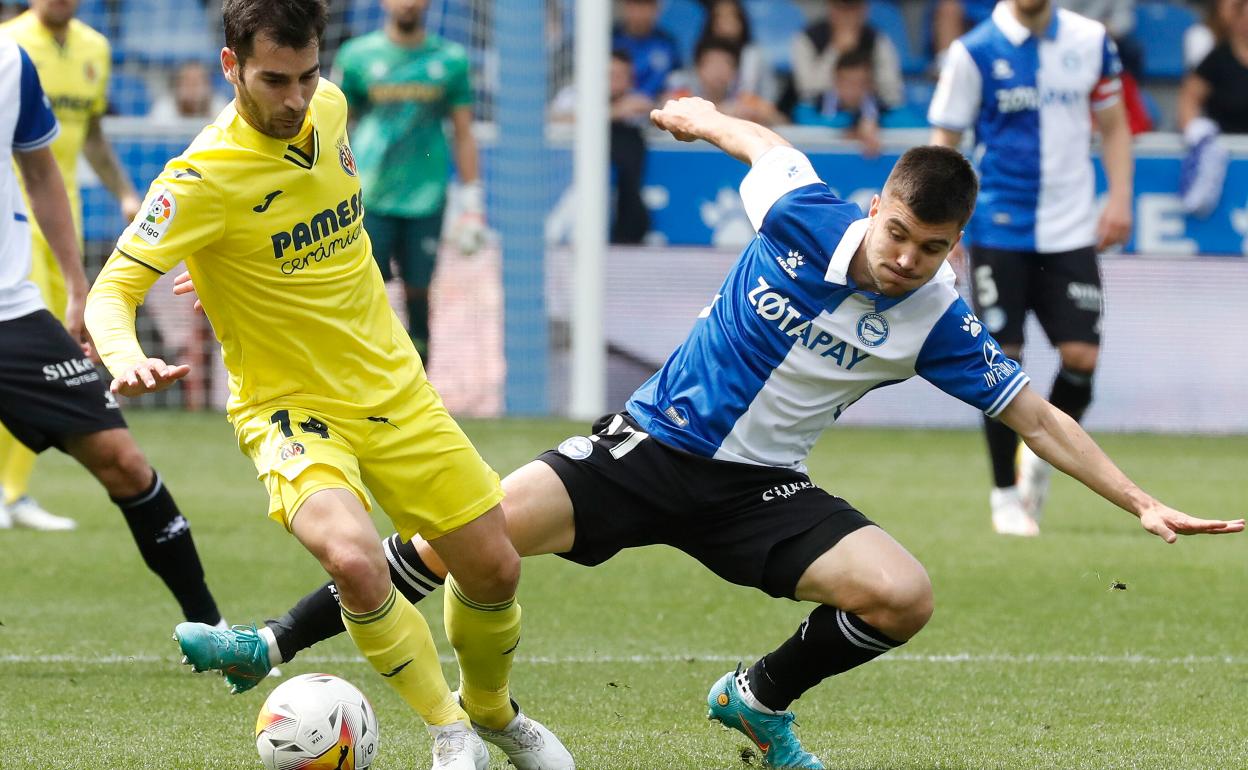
left=111, top=358, right=190, bottom=397
left=1138, top=502, right=1244, bottom=543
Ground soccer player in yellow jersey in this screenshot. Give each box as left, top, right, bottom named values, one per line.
left=84, top=2, right=572, bottom=768
left=0, top=0, right=143, bottom=530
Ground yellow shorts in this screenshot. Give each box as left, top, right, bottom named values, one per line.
left=236, top=379, right=503, bottom=541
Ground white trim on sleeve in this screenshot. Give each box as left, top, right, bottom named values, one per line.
left=928, top=40, right=982, bottom=133
left=738, top=145, right=822, bottom=232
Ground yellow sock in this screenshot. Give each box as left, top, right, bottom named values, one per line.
left=0, top=428, right=34, bottom=504
left=444, top=575, right=521, bottom=730
left=342, top=585, right=466, bottom=727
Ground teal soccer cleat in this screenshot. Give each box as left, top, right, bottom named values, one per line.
left=174, top=622, right=272, bottom=694
left=707, top=666, right=825, bottom=770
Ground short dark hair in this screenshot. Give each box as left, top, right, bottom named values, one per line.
left=694, top=37, right=741, bottom=68
left=883, top=146, right=978, bottom=227
left=834, top=46, right=873, bottom=73
left=611, top=48, right=633, bottom=66
left=223, top=0, right=328, bottom=64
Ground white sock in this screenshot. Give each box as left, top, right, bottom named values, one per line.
left=258, top=625, right=282, bottom=666
left=735, top=669, right=781, bottom=715
left=213, top=618, right=229, bottom=631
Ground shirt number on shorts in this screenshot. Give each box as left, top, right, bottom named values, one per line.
left=270, top=409, right=331, bottom=439
left=974, top=265, right=999, bottom=308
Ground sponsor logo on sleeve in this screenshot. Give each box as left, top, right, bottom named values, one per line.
left=136, top=189, right=175, bottom=244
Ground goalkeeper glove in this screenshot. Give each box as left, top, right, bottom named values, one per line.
left=452, top=180, right=487, bottom=256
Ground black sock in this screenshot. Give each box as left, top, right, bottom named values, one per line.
left=983, top=416, right=1019, bottom=488
left=114, top=471, right=220, bottom=625
left=746, top=606, right=902, bottom=712
left=266, top=533, right=444, bottom=662
left=1048, top=367, right=1094, bottom=422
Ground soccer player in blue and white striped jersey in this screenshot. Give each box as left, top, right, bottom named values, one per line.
left=928, top=0, right=1134, bottom=536
left=185, top=98, right=1241, bottom=769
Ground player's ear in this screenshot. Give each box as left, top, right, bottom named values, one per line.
left=221, top=47, right=240, bottom=86
left=867, top=194, right=881, bottom=218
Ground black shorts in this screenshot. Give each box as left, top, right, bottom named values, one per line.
left=538, top=412, right=875, bottom=600
left=0, top=310, right=127, bottom=452
left=969, top=245, right=1102, bottom=347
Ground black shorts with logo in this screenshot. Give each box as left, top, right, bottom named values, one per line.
left=0, top=310, right=127, bottom=452
left=538, top=412, right=875, bottom=600
left=968, top=245, right=1102, bottom=347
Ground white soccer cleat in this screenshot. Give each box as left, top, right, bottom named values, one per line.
left=8, top=496, right=76, bottom=531
left=429, top=720, right=489, bottom=770
left=1016, top=443, right=1052, bottom=521
left=473, top=702, right=575, bottom=770
left=991, top=487, right=1039, bottom=537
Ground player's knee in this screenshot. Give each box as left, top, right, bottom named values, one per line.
left=1059, top=350, right=1098, bottom=373
left=456, top=548, right=521, bottom=604
left=98, top=444, right=154, bottom=498
left=322, top=542, right=389, bottom=604
left=863, top=567, right=933, bottom=641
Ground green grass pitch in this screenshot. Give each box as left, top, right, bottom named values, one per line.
left=2, top=412, right=1245, bottom=768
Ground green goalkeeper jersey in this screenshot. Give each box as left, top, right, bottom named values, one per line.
left=333, top=31, right=473, bottom=218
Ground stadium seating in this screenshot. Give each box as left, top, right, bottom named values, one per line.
left=107, top=71, right=150, bottom=116
left=744, top=0, right=806, bottom=73
left=658, top=0, right=705, bottom=66
left=76, top=0, right=113, bottom=38
left=116, top=0, right=217, bottom=64
left=868, top=1, right=924, bottom=76
left=1135, top=1, right=1197, bottom=79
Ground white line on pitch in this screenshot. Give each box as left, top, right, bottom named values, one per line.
left=1, top=652, right=1246, bottom=666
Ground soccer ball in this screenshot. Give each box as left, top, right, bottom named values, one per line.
left=255, top=673, right=379, bottom=770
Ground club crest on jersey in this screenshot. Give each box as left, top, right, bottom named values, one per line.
left=337, top=137, right=357, bottom=177
left=855, top=312, right=889, bottom=347
left=136, top=189, right=175, bottom=244
left=278, top=441, right=306, bottom=462
left=556, top=436, right=594, bottom=460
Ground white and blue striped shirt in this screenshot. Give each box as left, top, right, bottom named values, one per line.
left=928, top=5, right=1123, bottom=253
left=626, top=147, right=1030, bottom=471
left=0, top=38, right=59, bottom=321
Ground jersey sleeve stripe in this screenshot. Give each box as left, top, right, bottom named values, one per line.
left=116, top=248, right=167, bottom=275
left=12, top=123, right=59, bottom=152
left=985, top=371, right=1030, bottom=418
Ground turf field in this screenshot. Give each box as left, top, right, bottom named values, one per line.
left=2, top=412, right=1245, bottom=769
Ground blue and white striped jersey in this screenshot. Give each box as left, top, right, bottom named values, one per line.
left=927, top=5, right=1122, bottom=253
left=626, top=146, right=1030, bottom=471
left=0, top=38, right=58, bottom=321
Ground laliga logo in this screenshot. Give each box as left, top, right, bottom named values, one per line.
left=856, top=312, right=889, bottom=347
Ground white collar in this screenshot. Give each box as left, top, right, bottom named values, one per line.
left=992, top=2, right=1057, bottom=46
left=824, top=217, right=869, bottom=285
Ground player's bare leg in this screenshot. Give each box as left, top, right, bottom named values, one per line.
left=289, top=487, right=487, bottom=769
left=64, top=428, right=222, bottom=624
left=709, top=527, right=930, bottom=769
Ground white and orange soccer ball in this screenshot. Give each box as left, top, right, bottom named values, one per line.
left=255, top=673, right=379, bottom=770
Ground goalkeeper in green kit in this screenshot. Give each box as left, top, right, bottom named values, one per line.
left=333, top=0, right=484, bottom=361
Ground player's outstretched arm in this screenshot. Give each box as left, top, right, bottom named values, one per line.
left=650, top=96, right=790, bottom=165
left=999, top=386, right=1244, bottom=542
left=85, top=254, right=189, bottom=398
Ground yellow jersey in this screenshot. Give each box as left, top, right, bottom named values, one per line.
left=0, top=11, right=109, bottom=200
left=86, top=79, right=425, bottom=423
